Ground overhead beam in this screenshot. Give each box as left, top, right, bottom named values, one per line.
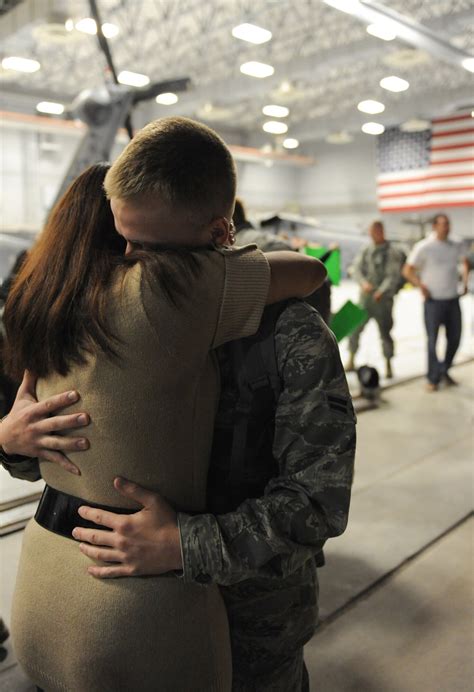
left=324, top=0, right=472, bottom=69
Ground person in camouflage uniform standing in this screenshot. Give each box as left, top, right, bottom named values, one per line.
left=347, top=221, right=404, bottom=379
left=1, top=297, right=355, bottom=691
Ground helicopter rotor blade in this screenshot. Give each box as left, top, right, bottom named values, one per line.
left=89, top=0, right=134, bottom=139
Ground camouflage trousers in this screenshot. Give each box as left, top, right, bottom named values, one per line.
left=232, top=646, right=309, bottom=692
left=349, top=294, right=394, bottom=359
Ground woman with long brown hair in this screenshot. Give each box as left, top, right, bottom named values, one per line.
left=3, top=119, right=325, bottom=692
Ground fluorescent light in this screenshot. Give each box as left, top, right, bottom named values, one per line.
left=240, top=61, right=274, bottom=78
left=262, top=104, right=289, bottom=118
left=362, top=122, right=385, bottom=135
left=380, top=75, right=409, bottom=92
left=263, top=121, right=288, bottom=134
left=65, top=18, right=74, bottom=32
left=117, top=70, right=150, bottom=87
left=155, top=92, right=178, bottom=105
left=366, top=23, right=397, bottom=41
left=323, top=0, right=361, bottom=13
left=102, top=23, right=119, bottom=38
left=232, top=23, right=272, bottom=44
left=36, top=101, right=64, bottom=115
left=1, top=56, right=41, bottom=73
left=75, top=18, right=97, bottom=34
left=462, top=57, right=474, bottom=73
left=75, top=18, right=119, bottom=38
left=283, top=138, right=299, bottom=149
left=357, top=99, right=385, bottom=114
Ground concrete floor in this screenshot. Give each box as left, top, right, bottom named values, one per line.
left=0, top=362, right=473, bottom=690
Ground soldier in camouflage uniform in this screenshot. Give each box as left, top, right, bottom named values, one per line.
left=1, top=298, right=355, bottom=691
left=347, top=221, right=405, bottom=379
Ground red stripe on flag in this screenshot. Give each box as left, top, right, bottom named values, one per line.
left=432, top=113, right=473, bottom=125
left=432, top=127, right=474, bottom=138
left=380, top=201, right=474, bottom=213
left=429, top=157, right=474, bottom=166
left=379, top=186, right=474, bottom=200
left=377, top=171, right=473, bottom=186
left=431, top=142, right=474, bottom=152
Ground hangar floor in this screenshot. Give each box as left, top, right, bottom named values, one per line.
left=0, top=281, right=472, bottom=690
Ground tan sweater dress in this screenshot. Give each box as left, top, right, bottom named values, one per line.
left=11, top=245, right=270, bottom=692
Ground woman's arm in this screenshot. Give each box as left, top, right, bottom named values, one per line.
left=265, top=251, right=327, bottom=304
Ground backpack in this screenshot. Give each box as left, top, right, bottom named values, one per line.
left=208, top=301, right=287, bottom=513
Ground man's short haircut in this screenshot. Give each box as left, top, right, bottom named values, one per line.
left=104, top=117, right=236, bottom=224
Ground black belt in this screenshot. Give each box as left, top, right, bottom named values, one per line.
left=35, top=484, right=137, bottom=540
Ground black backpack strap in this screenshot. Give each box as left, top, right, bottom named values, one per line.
left=227, top=300, right=290, bottom=488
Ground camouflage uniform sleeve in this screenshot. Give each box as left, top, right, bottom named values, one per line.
left=377, top=247, right=403, bottom=295
left=1, top=455, right=41, bottom=482
left=178, top=302, right=356, bottom=585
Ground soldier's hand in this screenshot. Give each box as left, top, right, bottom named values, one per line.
left=74, top=477, right=182, bottom=578
left=362, top=281, right=374, bottom=293
left=373, top=290, right=384, bottom=302
left=0, top=371, right=90, bottom=475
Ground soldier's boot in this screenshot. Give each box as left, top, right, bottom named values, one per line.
left=345, top=353, right=356, bottom=372
left=385, top=358, right=393, bottom=379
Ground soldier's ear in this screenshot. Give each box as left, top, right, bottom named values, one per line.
left=209, top=217, right=231, bottom=246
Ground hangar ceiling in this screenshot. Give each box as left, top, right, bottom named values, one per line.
left=0, top=0, right=473, bottom=148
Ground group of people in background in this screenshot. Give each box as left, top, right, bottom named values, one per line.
left=232, top=203, right=470, bottom=392
left=348, top=213, right=470, bottom=390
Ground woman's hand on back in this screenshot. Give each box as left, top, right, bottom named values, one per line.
left=0, top=371, right=90, bottom=475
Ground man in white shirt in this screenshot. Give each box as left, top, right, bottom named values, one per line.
left=403, top=214, right=470, bottom=391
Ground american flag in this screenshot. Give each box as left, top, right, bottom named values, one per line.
left=376, top=111, right=474, bottom=213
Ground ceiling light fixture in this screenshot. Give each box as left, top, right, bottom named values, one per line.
left=380, top=75, right=409, bottom=92
left=283, top=138, right=299, bottom=149
left=65, top=18, right=74, bottom=32
left=36, top=101, right=65, bottom=115
left=232, top=23, right=272, bottom=44
left=240, top=61, right=274, bottom=78
left=262, top=104, right=289, bottom=118
left=462, top=57, right=474, bottom=73
left=362, top=122, right=385, bottom=135
left=75, top=18, right=119, bottom=37
left=75, top=18, right=97, bottom=34
left=102, top=23, right=120, bottom=38
left=1, top=56, right=41, bottom=73
left=263, top=121, right=288, bottom=134
left=155, top=92, right=178, bottom=105
left=117, top=70, right=150, bottom=87
left=366, top=22, right=397, bottom=41
left=357, top=99, right=385, bottom=114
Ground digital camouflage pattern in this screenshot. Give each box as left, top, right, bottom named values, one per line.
left=179, top=300, right=356, bottom=689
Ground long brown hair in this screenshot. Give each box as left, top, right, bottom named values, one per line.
left=3, top=163, right=126, bottom=379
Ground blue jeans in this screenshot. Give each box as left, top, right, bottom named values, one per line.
left=423, top=298, right=462, bottom=384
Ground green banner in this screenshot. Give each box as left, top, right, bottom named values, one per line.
left=303, top=246, right=341, bottom=285
left=330, top=300, right=368, bottom=342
